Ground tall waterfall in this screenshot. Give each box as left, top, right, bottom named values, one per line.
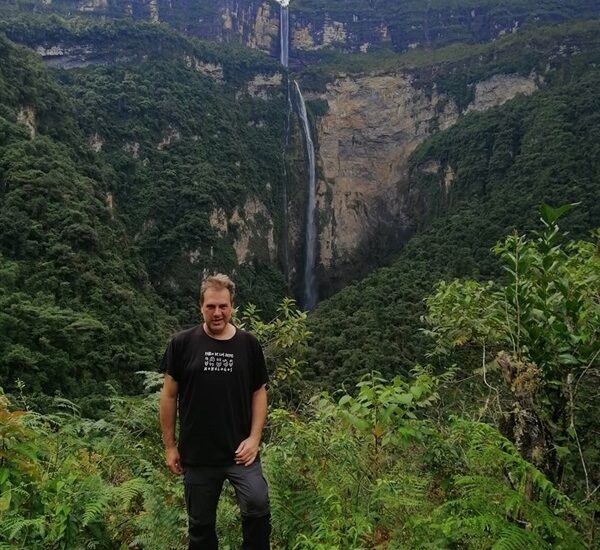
left=279, top=2, right=291, bottom=280
left=294, top=81, right=318, bottom=311
left=278, top=1, right=318, bottom=310
left=280, top=5, right=289, bottom=68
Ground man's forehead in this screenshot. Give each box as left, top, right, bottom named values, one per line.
left=203, top=287, right=232, bottom=303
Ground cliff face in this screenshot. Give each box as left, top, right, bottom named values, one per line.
left=5, top=1, right=600, bottom=306
left=8, top=1, right=600, bottom=57
left=312, top=72, right=538, bottom=292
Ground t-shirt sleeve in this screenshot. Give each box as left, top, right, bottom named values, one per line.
left=250, top=335, right=269, bottom=392
left=160, top=337, right=181, bottom=381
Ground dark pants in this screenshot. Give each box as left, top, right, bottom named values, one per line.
left=184, top=461, right=271, bottom=550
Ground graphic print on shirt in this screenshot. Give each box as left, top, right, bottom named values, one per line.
left=204, top=351, right=234, bottom=373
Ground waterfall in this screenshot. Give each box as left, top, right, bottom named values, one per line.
left=278, top=1, right=318, bottom=310
left=294, top=80, right=318, bottom=311
left=279, top=2, right=291, bottom=280
left=280, top=5, right=289, bottom=68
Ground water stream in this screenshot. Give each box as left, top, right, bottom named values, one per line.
left=278, top=1, right=318, bottom=310
left=280, top=5, right=289, bottom=68
left=279, top=3, right=291, bottom=280
left=294, top=81, right=318, bottom=311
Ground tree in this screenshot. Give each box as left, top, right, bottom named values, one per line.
left=423, top=204, right=600, bottom=499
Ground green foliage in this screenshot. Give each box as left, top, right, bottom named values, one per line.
left=403, top=421, right=587, bottom=549
left=308, top=67, right=600, bottom=391
left=1, top=284, right=593, bottom=548
left=0, top=14, right=280, bottom=86
left=49, top=30, right=287, bottom=323
left=337, top=368, right=448, bottom=456
left=0, top=36, right=174, bottom=397
left=265, top=375, right=587, bottom=549
left=0, top=20, right=290, bottom=398
left=0, top=385, right=188, bottom=549
left=240, top=298, right=311, bottom=408
left=424, top=207, right=600, bottom=499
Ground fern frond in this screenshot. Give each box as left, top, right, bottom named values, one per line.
left=492, top=524, right=548, bottom=550
left=82, top=487, right=111, bottom=526
left=113, top=477, right=148, bottom=508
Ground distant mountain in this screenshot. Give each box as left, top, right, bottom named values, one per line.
left=3, top=0, right=600, bottom=57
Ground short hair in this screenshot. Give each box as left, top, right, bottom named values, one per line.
left=200, top=273, right=235, bottom=305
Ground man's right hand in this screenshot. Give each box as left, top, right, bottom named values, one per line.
left=165, top=446, right=183, bottom=475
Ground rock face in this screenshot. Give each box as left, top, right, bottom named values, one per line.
left=78, top=0, right=108, bottom=12
left=183, top=56, right=225, bottom=81
left=219, top=2, right=279, bottom=51
left=466, top=74, right=538, bottom=113
left=13, top=1, right=600, bottom=57
left=89, top=132, right=103, bottom=152
left=246, top=73, right=283, bottom=99
left=17, top=106, right=37, bottom=139
left=312, top=72, right=538, bottom=290
left=210, top=198, right=277, bottom=265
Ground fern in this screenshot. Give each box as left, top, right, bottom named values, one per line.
left=402, top=419, right=588, bottom=549
left=492, top=525, right=547, bottom=550
left=82, top=486, right=111, bottom=527
left=113, top=477, right=148, bottom=508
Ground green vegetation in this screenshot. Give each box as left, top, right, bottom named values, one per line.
left=424, top=205, right=599, bottom=497
left=298, top=18, right=600, bottom=98
left=308, top=67, right=600, bottom=388
left=2, top=220, right=597, bottom=546
left=0, top=35, right=173, bottom=399
left=0, top=3, right=599, bottom=546
left=57, top=57, right=287, bottom=321
left=0, top=15, right=280, bottom=86
left=0, top=20, right=290, bottom=399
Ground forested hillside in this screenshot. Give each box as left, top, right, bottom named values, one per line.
left=0, top=21, right=294, bottom=400
left=307, top=68, right=600, bottom=387
left=2, top=215, right=598, bottom=547
left=3, top=17, right=291, bottom=319
left=0, top=35, right=174, bottom=400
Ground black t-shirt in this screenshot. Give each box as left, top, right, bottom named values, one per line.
left=160, top=325, right=268, bottom=467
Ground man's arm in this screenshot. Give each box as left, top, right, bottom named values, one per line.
left=160, top=374, right=183, bottom=475
left=235, top=384, right=268, bottom=466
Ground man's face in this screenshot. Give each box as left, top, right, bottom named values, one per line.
left=201, top=287, right=233, bottom=335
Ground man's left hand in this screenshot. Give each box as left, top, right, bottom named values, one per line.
left=235, top=436, right=260, bottom=466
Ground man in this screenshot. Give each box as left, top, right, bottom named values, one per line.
left=160, top=273, right=271, bottom=550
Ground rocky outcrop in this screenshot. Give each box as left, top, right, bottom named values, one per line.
left=157, top=127, right=181, bottom=150
left=89, top=133, right=103, bottom=152
left=246, top=3, right=279, bottom=51
left=78, top=0, right=108, bottom=12
left=106, top=192, right=114, bottom=219
left=17, top=106, right=36, bottom=139
left=246, top=73, right=283, bottom=99
left=315, top=73, right=458, bottom=274
left=148, top=0, right=159, bottom=23
left=312, top=71, right=538, bottom=287
left=220, top=2, right=279, bottom=53
left=466, top=73, right=538, bottom=113
left=210, top=198, right=277, bottom=265
left=184, top=56, right=224, bottom=81
left=123, top=142, right=140, bottom=158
